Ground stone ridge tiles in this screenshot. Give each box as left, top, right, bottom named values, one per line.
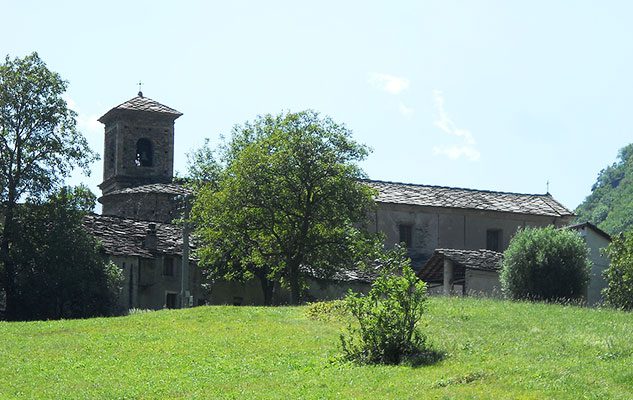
left=83, top=214, right=195, bottom=260
left=98, top=95, right=182, bottom=122
left=434, top=248, right=503, bottom=271
left=105, top=183, right=193, bottom=196
left=364, top=179, right=573, bottom=217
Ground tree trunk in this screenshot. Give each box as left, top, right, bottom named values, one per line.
left=288, top=260, right=301, bottom=305
left=254, top=267, right=275, bottom=306
left=261, top=279, right=275, bottom=306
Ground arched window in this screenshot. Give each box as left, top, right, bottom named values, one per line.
left=135, top=138, right=153, bottom=167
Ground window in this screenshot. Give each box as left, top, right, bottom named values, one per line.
left=163, top=256, right=175, bottom=276
left=398, top=224, right=413, bottom=248
left=486, top=229, right=502, bottom=252
left=135, top=138, right=153, bottom=166
left=165, top=292, right=177, bottom=309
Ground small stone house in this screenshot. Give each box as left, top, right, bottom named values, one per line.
left=417, top=249, right=504, bottom=296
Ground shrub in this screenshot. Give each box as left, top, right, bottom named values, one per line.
left=500, top=226, right=590, bottom=301
left=340, top=246, right=434, bottom=365
left=305, top=300, right=347, bottom=321
left=602, top=231, right=633, bottom=310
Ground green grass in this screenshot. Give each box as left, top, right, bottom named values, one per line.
left=1, top=297, right=632, bottom=399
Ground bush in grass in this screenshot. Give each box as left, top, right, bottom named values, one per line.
left=500, top=226, right=590, bottom=301
left=305, top=300, right=347, bottom=321
left=602, top=230, right=633, bottom=310
left=340, top=246, right=432, bottom=365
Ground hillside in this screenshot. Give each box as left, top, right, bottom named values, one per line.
left=575, top=143, right=633, bottom=234
left=1, top=298, right=632, bottom=399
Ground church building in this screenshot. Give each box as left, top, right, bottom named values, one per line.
left=84, top=92, right=590, bottom=309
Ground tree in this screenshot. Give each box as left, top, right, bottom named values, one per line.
left=0, top=53, right=97, bottom=320
left=602, top=230, right=633, bottom=310
left=575, top=143, right=633, bottom=235
left=500, top=226, right=590, bottom=301
left=191, top=111, right=378, bottom=304
left=10, top=186, right=122, bottom=320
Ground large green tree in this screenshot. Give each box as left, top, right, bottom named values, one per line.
left=11, top=186, right=122, bottom=320
left=191, top=111, right=378, bottom=304
left=0, top=53, right=97, bottom=320
left=575, top=143, right=633, bottom=235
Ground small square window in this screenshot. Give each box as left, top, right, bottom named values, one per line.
left=398, top=224, right=413, bottom=248
left=486, top=229, right=502, bottom=252
left=163, top=257, right=175, bottom=276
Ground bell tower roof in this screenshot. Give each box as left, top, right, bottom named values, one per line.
left=98, top=94, right=183, bottom=124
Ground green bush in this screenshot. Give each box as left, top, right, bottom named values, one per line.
left=305, top=300, right=347, bottom=321
left=603, top=231, right=633, bottom=310
left=501, top=226, right=590, bottom=301
left=340, top=247, right=435, bottom=365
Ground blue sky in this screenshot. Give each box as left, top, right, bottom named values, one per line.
left=3, top=1, right=633, bottom=211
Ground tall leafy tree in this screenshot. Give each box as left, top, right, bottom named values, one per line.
left=11, top=186, right=122, bottom=320
left=191, top=111, right=379, bottom=304
left=575, top=143, right=633, bottom=235
left=0, top=53, right=97, bottom=320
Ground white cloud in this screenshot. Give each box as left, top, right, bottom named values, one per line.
left=399, top=102, right=414, bottom=117
left=368, top=73, right=410, bottom=95
left=433, top=145, right=480, bottom=161
left=64, top=95, right=101, bottom=135
left=432, top=90, right=479, bottom=161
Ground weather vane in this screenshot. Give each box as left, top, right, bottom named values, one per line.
left=546, top=180, right=550, bottom=194
left=138, top=80, right=143, bottom=97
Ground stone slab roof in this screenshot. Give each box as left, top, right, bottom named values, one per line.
left=83, top=214, right=195, bottom=260
left=364, top=179, right=573, bottom=218
left=105, top=183, right=193, bottom=197
left=418, top=248, right=503, bottom=283
left=98, top=94, right=182, bottom=122
left=304, top=265, right=377, bottom=283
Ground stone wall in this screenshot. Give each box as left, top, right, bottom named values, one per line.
left=110, top=254, right=205, bottom=311
left=101, top=192, right=181, bottom=223
left=370, top=202, right=572, bottom=268
left=100, top=112, right=175, bottom=194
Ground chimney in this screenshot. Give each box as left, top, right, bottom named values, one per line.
left=144, top=223, right=158, bottom=251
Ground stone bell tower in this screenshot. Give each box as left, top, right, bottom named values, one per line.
left=97, top=91, right=183, bottom=195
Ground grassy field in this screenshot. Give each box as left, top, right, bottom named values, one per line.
left=1, top=297, right=632, bottom=399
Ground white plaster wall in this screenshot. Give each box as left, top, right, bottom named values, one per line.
left=465, top=269, right=502, bottom=298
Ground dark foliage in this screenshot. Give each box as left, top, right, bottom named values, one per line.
left=9, top=187, right=122, bottom=320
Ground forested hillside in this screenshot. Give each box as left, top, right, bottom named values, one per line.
left=575, top=143, right=633, bottom=235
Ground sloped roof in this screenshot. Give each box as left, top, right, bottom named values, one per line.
left=567, top=221, right=612, bottom=241
left=417, top=248, right=503, bottom=283
left=83, top=214, right=195, bottom=260
left=98, top=94, right=182, bottom=123
left=105, top=183, right=193, bottom=197
left=365, top=180, right=573, bottom=218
